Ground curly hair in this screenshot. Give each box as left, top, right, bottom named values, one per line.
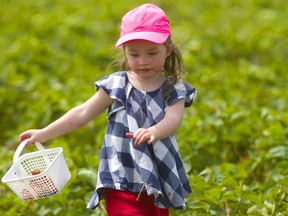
left=161, top=36, right=186, bottom=99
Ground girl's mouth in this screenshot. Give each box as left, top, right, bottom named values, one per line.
left=138, top=69, right=151, bottom=73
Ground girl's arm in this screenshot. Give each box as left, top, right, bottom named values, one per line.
left=132, top=99, right=185, bottom=146
left=20, top=88, right=114, bottom=144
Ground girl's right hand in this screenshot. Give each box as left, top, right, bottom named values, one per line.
left=19, top=129, right=47, bottom=145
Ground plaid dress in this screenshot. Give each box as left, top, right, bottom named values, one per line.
left=87, top=71, right=196, bottom=210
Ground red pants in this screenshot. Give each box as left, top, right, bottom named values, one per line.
left=104, top=188, right=169, bottom=216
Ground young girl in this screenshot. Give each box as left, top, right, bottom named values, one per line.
left=20, top=3, right=196, bottom=216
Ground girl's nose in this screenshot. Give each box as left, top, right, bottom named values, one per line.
left=139, top=56, right=148, bottom=65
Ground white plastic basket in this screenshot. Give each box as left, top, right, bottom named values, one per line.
left=2, top=139, right=71, bottom=200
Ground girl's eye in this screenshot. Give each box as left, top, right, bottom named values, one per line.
left=129, top=53, right=139, bottom=57
left=128, top=51, right=158, bottom=57
left=149, top=52, right=157, bottom=56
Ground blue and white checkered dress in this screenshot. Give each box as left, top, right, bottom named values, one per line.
left=87, top=71, right=196, bottom=210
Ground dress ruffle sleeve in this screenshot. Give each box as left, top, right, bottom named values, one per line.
left=94, top=71, right=127, bottom=118
left=167, top=82, right=196, bottom=108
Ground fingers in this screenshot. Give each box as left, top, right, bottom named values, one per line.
left=19, top=132, right=31, bottom=143
left=135, top=133, right=150, bottom=146
left=19, top=129, right=43, bottom=145
left=126, top=130, right=157, bottom=146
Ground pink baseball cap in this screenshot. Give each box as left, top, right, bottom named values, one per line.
left=116, top=4, right=171, bottom=47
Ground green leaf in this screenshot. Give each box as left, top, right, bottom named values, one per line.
left=189, top=200, right=209, bottom=210
left=76, top=168, right=97, bottom=187
left=266, top=145, right=288, bottom=159
left=247, top=205, right=268, bottom=216
left=205, top=188, right=221, bottom=201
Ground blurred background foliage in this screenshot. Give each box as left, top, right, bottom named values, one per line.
left=0, top=0, right=287, bottom=215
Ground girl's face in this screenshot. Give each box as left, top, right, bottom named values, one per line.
left=124, top=40, right=168, bottom=78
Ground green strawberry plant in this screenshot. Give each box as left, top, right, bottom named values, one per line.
left=1, top=0, right=287, bottom=215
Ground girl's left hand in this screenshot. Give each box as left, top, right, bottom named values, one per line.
left=126, top=128, right=157, bottom=146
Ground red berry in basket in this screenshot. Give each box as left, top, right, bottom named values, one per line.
left=31, top=169, right=41, bottom=175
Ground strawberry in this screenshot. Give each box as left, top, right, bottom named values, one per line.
left=31, top=169, right=41, bottom=175
left=125, top=133, right=134, bottom=138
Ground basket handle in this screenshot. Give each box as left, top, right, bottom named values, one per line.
left=13, top=139, right=45, bottom=177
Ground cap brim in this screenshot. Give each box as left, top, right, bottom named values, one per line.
left=116, top=32, right=170, bottom=47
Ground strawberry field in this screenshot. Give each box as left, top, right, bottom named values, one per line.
left=0, top=0, right=287, bottom=215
